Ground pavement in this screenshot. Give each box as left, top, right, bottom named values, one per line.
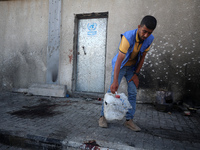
left=0, top=91, right=200, bottom=150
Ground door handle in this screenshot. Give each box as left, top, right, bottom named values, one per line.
left=82, top=46, right=86, bottom=55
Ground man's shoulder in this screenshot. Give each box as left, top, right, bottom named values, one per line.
left=121, top=29, right=138, bottom=44
left=146, top=34, right=154, bottom=42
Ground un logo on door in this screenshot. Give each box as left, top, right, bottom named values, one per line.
left=87, top=23, right=97, bottom=36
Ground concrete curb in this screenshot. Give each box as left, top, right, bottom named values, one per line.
left=0, top=129, right=143, bottom=150
left=0, top=129, right=62, bottom=150
left=62, top=139, right=142, bottom=150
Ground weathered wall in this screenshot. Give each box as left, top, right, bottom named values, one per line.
left=0, top=0, right=199, bottom=104
left=0, top=0, right=49, bottom=90
left=136, top=1, right=200, bottom=103
left=60, top=0, right=200, bottom=103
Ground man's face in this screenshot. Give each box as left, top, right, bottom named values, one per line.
left=138, top=25, right=154, bottom=42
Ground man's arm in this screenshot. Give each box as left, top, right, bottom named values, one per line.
left=135, top=51, right=147, bottom=73
left=128, top=52, right=147, bottom=88
left=110, top=51, right=126, bottom=94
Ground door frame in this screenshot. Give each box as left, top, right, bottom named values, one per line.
left=72, top=12, right=108, bottom=98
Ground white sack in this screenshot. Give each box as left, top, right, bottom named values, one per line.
left=104, top=93, right=132, bottom=121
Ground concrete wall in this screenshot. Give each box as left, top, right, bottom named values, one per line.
left=0, top=0, right=200, bottom=104
left=0, top=0, right=49, bottom=90
left=60, top=0, right=200, bottom=103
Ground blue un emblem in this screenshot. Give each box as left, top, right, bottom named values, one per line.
left=87, top=23, right=97, bottom=36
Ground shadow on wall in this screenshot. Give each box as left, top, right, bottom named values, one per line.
left=140, top=56, right=200, bottom=106
left=1, top=55, right=25, bottom=90
left=52, top=67, right=58, bottom=83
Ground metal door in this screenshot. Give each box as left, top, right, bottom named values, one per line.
left=76, top=18, right=107, bottom=93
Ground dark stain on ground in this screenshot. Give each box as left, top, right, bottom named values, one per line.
left=9, top=103, right=61, bottom=119
left=37, top=98, right=51, bottom=103
left=9, top=99, right=74, bottom=119
left=84, top=140, right=100, bottom=149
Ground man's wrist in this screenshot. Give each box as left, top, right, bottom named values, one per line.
left=134, top=72, right=140, bottom=76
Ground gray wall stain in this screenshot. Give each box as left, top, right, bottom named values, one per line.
left=0, top=0, right=48, bottom=90
left=46, top=0, right=62, bottom=84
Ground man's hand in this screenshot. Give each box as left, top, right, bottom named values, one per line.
left=128, top=74, right=139, bottom=88
left=110, top=81, right=119, bottom=94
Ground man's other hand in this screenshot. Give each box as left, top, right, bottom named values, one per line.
left=128, top=74, right=139, bottom=88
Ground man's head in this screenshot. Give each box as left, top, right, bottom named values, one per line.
left=138, top=15, right=157, bottom=42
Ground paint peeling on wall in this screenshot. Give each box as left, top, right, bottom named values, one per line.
left=68, top=49, right=73, bottom=64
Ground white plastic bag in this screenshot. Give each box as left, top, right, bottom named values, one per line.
left=104, top=92, right=132, bottom=121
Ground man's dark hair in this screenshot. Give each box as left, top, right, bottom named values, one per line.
left=140, top=15, right=157, bottom=30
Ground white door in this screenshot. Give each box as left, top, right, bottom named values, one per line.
left=76, top=18, right=107, bottom=93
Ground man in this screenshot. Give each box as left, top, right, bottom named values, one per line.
left=99, top=15, right=157, bottom=131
